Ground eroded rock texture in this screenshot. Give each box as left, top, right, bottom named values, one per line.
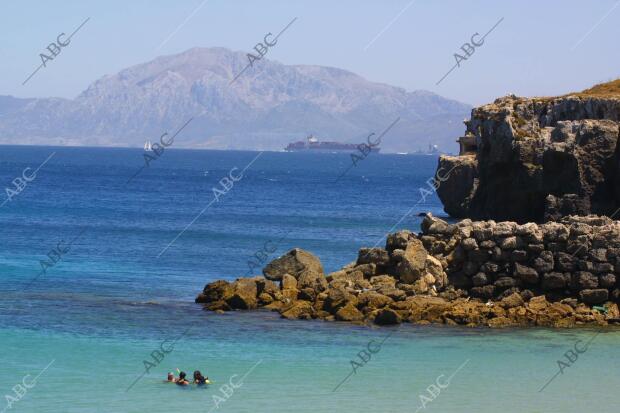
left=437, top=95, right=620, bottom=223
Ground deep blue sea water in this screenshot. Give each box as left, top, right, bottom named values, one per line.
left=1, top=146, right=619, bottom=413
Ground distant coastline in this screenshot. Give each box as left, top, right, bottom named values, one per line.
left=0, top=47, right=470, bottom=153
left=0, top=143, right=456, bottom=155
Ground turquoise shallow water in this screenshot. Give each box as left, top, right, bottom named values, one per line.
left=1, top=146, right=619, bottom=412
left=2, top=316, right=619, bottom=413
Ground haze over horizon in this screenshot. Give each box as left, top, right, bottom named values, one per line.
left=3, top=0, right=620, bottom=107
left=0, top=46, right=472, bottom=152
left=4, top=4, right=620, bottom=413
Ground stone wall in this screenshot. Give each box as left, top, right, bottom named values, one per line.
left=421, top=214, right=620, bottom=305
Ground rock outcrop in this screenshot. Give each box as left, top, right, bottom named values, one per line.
left=262, top=248, right=324, bottom=281
left=196, top=213, right=620, bottom=328
left=437, top=90, right=620, bottom=223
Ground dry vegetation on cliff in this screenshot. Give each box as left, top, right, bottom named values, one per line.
left=574, top=78, right=620, bottom=97
left=437, top=83, right=620, bottom=223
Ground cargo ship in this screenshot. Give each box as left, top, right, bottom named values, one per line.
left=413, top=143, right=440, bottom=155
left=284, top=135, right=380, bottom=153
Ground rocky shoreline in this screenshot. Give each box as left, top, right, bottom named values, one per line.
left=197, top=85, right=620, bottom=328
left=196, top=213, right=620, bottom=328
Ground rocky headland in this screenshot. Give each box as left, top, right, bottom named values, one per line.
left=196, top=81, right=620, bottom=328
left=437, top=81, right=620, bottom=223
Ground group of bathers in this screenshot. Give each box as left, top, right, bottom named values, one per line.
left=167, top=370, right=209, bottom=386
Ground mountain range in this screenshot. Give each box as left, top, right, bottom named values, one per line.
left=0, top=47, right=471, bottom=153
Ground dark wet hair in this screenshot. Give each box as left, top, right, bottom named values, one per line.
left=179, top=371, right=186, bottom=380
left=194, top=370, right=207, bottom=384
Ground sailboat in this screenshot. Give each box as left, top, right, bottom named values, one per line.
left=144, top=140, right=153, bottom=151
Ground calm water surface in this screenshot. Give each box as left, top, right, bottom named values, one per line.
left=0, top=146, right=618, bottom=413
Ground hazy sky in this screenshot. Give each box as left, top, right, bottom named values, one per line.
left=2, top=0, right=619, bottom=106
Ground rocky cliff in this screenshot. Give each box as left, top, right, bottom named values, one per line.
left=436, top=81, right=620, bottom=223
left=195, top=81, right=620, bottom=328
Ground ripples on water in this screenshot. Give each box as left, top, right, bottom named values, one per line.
left=1, top=146, right=619, bottom=413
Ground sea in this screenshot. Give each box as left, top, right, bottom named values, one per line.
left=0, top=146, right=618, bottom=413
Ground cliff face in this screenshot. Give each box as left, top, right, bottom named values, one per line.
left=437, top=93, right=620, bottom=223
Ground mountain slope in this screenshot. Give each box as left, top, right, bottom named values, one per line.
left=0, top=47, right=471, bottom=152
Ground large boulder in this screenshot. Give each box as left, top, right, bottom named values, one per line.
left=443, top=300, right=493, bottom=325
left=500, top=292, right=524, bottom=309
left=324, top=286, right=356, bottom=312
left=406, top=296, right=452, bottom=323
left=527, top=295, right=549, bottom=312
left=256, top=278, right=278, bottom=296
left=386, top=230, right=413, bottom=253
left=263, top=248, right=324, bottom=281
left=412, top=273, right=438, bottom=295
left=579, top=289, right=609, bottom=304
left=425, top=255, right=447, bottom=289
left=196, top=280, right=231, bottom=304
left=297, top=270, right=328, bottom=292
left=369, top=274, right=397, bottom=288
left=357, top=248, right=390, bottom=266
left=329, top=272, right=366, bottom=291
left=280, top=301, right=315, bottom=320
left=395, top=239, right=428, bottom=283
left=335, top=303, right=364, bottom=322
left=373, top=308, right=402, bottom=325
left=357, top=291, right=393, bottom=312
left=514, top=263, right=539, bottom=284
left=281, top=274, right=298, bottom=290
left=225, top=278, right=259, bottom=310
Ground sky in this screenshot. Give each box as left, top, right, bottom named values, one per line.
left=1, top=0, right=619, bottom=106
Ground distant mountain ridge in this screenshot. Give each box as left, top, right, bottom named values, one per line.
left=0, top=47, right=472, bottom=153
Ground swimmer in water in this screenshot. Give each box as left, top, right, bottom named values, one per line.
left=166, top=372, right=177, bottom=383
left=193, top=370, right=208, bottom=385
left=176, top=371, right=190, bottom=386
